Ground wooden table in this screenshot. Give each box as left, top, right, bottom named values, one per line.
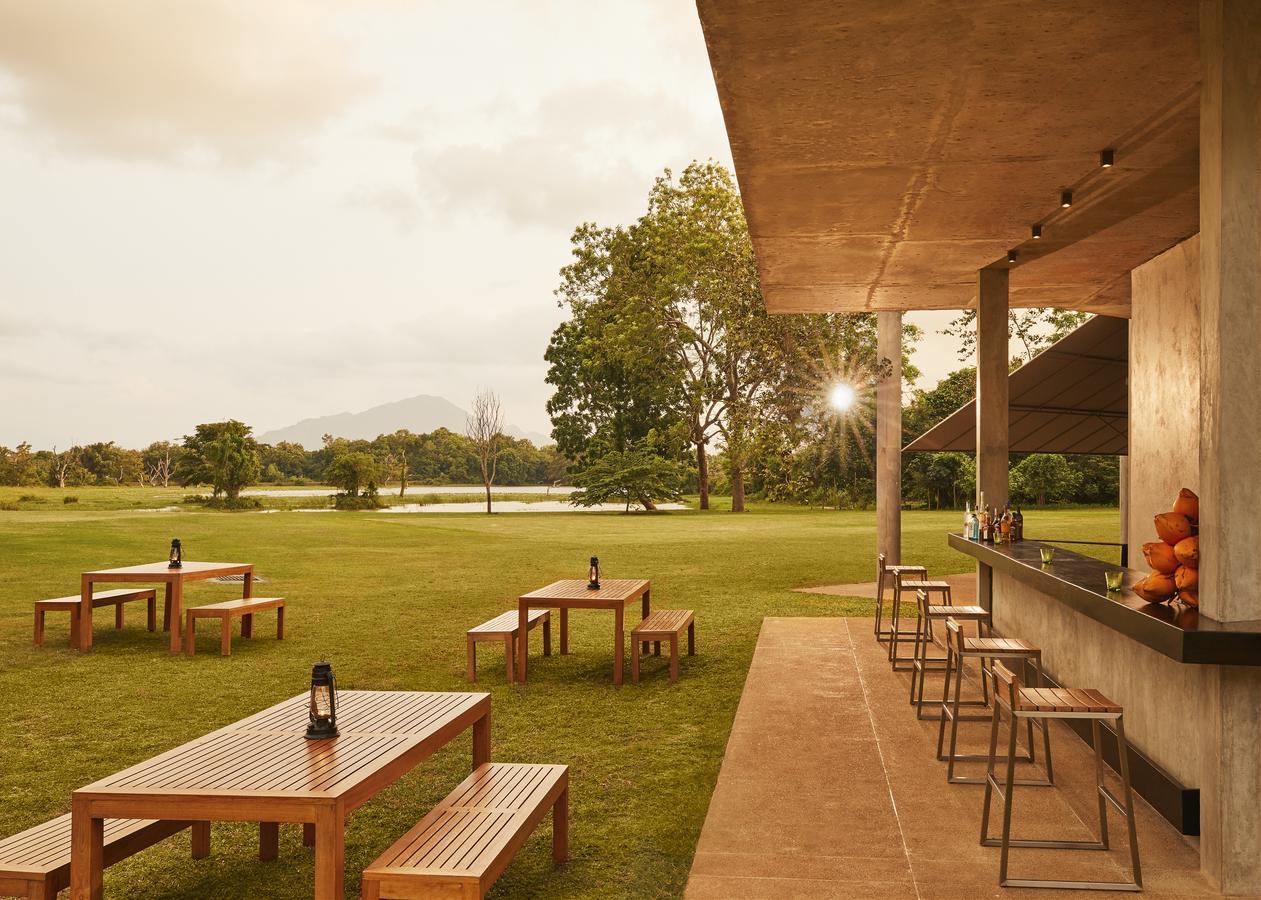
left=78, top=561, right=253, bottom=653
left=70, top=690, right=491, bottom=900
left=518, top=578, right=650, bottom=686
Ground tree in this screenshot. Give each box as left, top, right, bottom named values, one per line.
left=376, top=430, right=416, bottom=497
left=178, top=421, right=260, bottom=500
left=326, top=452, right=378, bottom=497
left=943, top=309, right=1090, bottom=362
left=1010, top=453, right=1080, bottom=506
left=142, top=441, right=181, bottom=487
left=49, top=445, right=87, bottom=488
left=465, top=389, right=505, bottom=513
left=569, top=444, right=685, bottom=512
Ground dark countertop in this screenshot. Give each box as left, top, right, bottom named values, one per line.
left=949, top=533, right=1261, bottom=666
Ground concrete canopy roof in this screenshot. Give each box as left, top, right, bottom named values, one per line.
left=904, top=315, right=1128, bottom=455
left=697, top=1, right=1200, bottom=315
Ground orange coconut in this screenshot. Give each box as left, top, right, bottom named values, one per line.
left=1172, top=488, right=1200, bottom=526
left=1175, top=565, right=1199, bottom=593
left=1179, top=590, right=1199, bottom=608
left=1154, top=512, right=1193, bottom=545
left=1142, top=541, right=1179, bottom=574
left=1132, top=572, right=1177, bottom=603
left=1174, top=535, right=1199, bottom=569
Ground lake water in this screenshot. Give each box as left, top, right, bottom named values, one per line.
left=380, top=501, right=686, bottom=513
left=242, top=485, right=575, bottom=498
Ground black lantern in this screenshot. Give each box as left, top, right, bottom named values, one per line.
left=587, top=556, right=601, bottom=591
left=168, top=538, right=183, bottom=569
left=305, top=661, right=339, bottom=740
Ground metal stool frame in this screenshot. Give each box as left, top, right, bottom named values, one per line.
left=889, top=576, right=951, bottom=670
left=873, top=552, right=927, bottom=644
left=909, top=589, right=991, bottom=719
left=980, top=662, right=1142, bottom=892
left=936, top=618, right=1053, bottom=786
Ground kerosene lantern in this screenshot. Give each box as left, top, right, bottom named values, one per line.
left=587, top=556, right=601, bottom=590
left=168, top=538, right=183, bottom=569
left=305, top=661, right=339, bottom=740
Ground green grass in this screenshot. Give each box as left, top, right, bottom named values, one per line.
left=0, top=503, right=1120, bottom=898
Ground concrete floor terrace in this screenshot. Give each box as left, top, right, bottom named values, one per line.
left=686, top=617, right=1230, bottom=899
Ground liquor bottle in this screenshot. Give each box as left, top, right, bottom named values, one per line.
left=964, top=502, right=975, bottom=540
left=1000, top=504, right=1013, bottom=541
left=1012, top=507, right=1024, bottom=541
left=981, top=506, right=991, bottom=543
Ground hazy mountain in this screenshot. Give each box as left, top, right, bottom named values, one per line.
left=259, top=395, right=550, bottom=448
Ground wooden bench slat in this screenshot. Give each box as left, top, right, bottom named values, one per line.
left=468, top=609, right=549, bottom=636
left=632, top=609, right=694, bottom=637
left=187, top=597, right=284, bottom=615
left=36, top=589, right=155, bottom=610
left=185, top=598, right=285, bottom=656
left=0, top=814, right=189, bottom=888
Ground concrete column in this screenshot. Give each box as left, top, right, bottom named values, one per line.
left=975, top=268, right=1009, bottom=510
left=1198, top=2, right=1261, bottom=893
left=876, top=311, right=902, bottom=565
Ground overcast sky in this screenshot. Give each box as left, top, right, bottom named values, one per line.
left=0, top=1, right=964, bottom=449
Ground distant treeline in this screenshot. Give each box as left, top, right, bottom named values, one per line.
left=0, top=427, right=568, bottom=489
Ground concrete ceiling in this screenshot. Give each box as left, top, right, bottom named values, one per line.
left=697, top=0, right=1201, bottom=316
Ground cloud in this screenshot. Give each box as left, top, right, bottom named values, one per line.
left=411, top=81, right=727, bottom=229
left=0, top=1, right=368, bottom=163
left=344, top=185, right=422, bottom=233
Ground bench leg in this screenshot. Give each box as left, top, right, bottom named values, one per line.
left=560, top=607, right=568, bottom=654
left=543, top=614, right=552, bottom=656
left=688, top=621, right=696, bottom=655
left=654, top=640, right=661, bottom=657
left=220, top=616, right=232, bottom=656
left=163, top=584, right=172, bottom=631
left=185, top=615, right=196, bottom=656
left=504, top=635, right=515, bottom=683
left=241, top=612, right=254, bottom=639
left=191, top=821, right=211, bottom=859
left=33, top=608, right=44, bottom=647
left=147, top=596, right=157, bottom=632
left=631, top=637, right=640, bottom=684
left=361, top=879, right=381, bottom=900
left=553, top=784, right=569, bottom=864
left=259, top=822, right=279, bottom=861
left=115, top=602, right=125, bottom=630
left=466, top=636, right=477, bottom=683
left=29, top=880, right=55, bottom=900
left=303, top=823, right=315, bottom=848
left=276, top=606, right=284, bottom=640
left=669, top=636, right=679, bottom=684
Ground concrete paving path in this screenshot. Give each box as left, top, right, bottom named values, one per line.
left=794, top=573, right=977, bottom=604
left=686, top=617, right=1224, bottom=899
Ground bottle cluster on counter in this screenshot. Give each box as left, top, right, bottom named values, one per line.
left=964, top=494, right=1022, bottom=544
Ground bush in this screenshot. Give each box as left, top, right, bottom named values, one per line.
left=334, top=493, right=384, bottom=510
left=63, top=495, right=79, bottom=504
left=570, top=446, right=685, bottom=512
left=18, top=494, right=42, bottom=503
left=181, top=494, right=262, bottom=510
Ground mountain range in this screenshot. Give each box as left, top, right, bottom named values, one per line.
left=258, top=395, right=551, bottom=448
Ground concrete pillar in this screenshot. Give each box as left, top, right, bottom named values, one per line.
left=876, top=311, right=902, bottom=565
left=975, top=268, right=1009, bottom=510
left=1118, top=456, right=1129, bottom=566
left=1198, top=2, right=1261, bottom=893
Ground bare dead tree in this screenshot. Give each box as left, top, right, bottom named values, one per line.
left=51, top=446, right=76, bottom=488
left=465, top=389, right=505, bottom=514
left=148, top=445, right=175, bottom=487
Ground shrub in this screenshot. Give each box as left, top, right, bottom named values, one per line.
left=18, top=494, right=42, bottom=503
left=63, top=495, right=79, bottom=504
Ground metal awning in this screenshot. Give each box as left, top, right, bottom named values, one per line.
left=904, top=315, right=1128, bottom=456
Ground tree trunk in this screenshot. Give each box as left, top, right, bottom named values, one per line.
left=695, top=437, right=710, bottom=510
left=730, top=463, right=746, bottom=512
left=399, top=462, right=407, bottom=498
left=485, top=481, right=492, bottom=514
left=639, top=496, right=658, bottom=511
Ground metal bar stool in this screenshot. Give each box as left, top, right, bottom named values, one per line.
left=873, top=552, right=926, bottom=644
left=936, top=618, right=1053, bottom=786
left=980, top=661, right=1141, bottom=892
left=909, top=589, right=991, bottom=718
left=889, top=575, right=951, bottom=670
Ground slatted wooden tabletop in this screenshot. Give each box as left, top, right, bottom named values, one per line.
left=518, top=578, right=652, bottom=686
left=71, top=690, right=491, bottom=900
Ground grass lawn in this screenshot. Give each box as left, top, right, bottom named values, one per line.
left=0, top=502, right=1120, bottom=898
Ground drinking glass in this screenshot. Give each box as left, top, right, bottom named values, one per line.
left=1039, top=546, right=1055, bottom=565
left=1105, top=570, right=1124, bottom=592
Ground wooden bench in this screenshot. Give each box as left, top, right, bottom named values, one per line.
left=0, top=814, right=206, bottom=899
left=361, top=762, right=568, bottom=900
left=184, top=596, right=285, bottom=656
left=631, top=609, right=695, bottom=684
left=33, top=589, right=158, bottom=648
left=466, top=609, right=550, bottom=683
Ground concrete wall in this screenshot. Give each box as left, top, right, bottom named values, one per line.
left=991, top=570, right=1210, bottom=788
left=1127, top=235, right=1201, bottom=568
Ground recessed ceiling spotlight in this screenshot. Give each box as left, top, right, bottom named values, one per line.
left=1061, top=190, right=1073, bottom=208
left=1007, top=249, right=1019, bottom=263
left=1031, top=224, right=1043, bottom=239
left=1100, top=148, right=1115, bottom=168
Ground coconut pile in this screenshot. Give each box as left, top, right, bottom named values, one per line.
left=1134, top=488, right=1199, bottom=606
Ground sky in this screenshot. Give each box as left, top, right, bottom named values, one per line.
left=0, top=1, right=965, bottom=450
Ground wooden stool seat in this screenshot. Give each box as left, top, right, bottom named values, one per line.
left=927, top=604, right=987, bottom=618
left=899, top=579, right=951, bottom=591
left=0, top=814, right=207, bottom=899
left=982, top=664, right=1141, bottom=891
left=632, top=610, right=695, bottom=684
left=910, top=591, right=993, bottom=719
left=184, top=597, right=285, bottom=657
left=874, top=553, right=927, bottom=644
left=34, top=589, right=158, bottom=648
left=466, top=609, right=550, bottom=683
left=890, top=576, right=952, bottom=670
left=966, top=636, right=1038, bottom=653
left=361, top=763, right=568, bottom=900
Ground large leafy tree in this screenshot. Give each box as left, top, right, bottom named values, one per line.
left=178, top=421, right=260, bottom=499
left=569, top=444, right=685, bottom=512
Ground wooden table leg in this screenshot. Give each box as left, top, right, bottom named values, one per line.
left=185, top=613, right=197, bottom=657
left=504, top=634, right=515, bottom=683
left=543, top=614, right=552, bottom=656
left=313, top=805, right=345, bottom=900
left=517, top=603, right=529, bottom=683
left=114, top=602, right=125, bottom=630
left=259, top=822, right=279, bottom=861
left=560, top=608, right=568, bottom=654
left=614, top=605, right=624, bottom=687
left=243, top=569, right=254, bottom=599
left=70, top=799, right=103, bottom=900
left=147, top=595, right=156, bottom=632
left=76, top=576, right=93, bottom=652
left=168, top=578, right=184, bottom=654
left=220, top=616, right=233, bottom=656
left=191, top=822, right=211, bottom=859
left=303, top=823, right=315, bottom=848
left=641, top=589, right=651, bottom=655
left=473, top=710, right=491, bottom=768
left=162, top=583, right=173, bottom=632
